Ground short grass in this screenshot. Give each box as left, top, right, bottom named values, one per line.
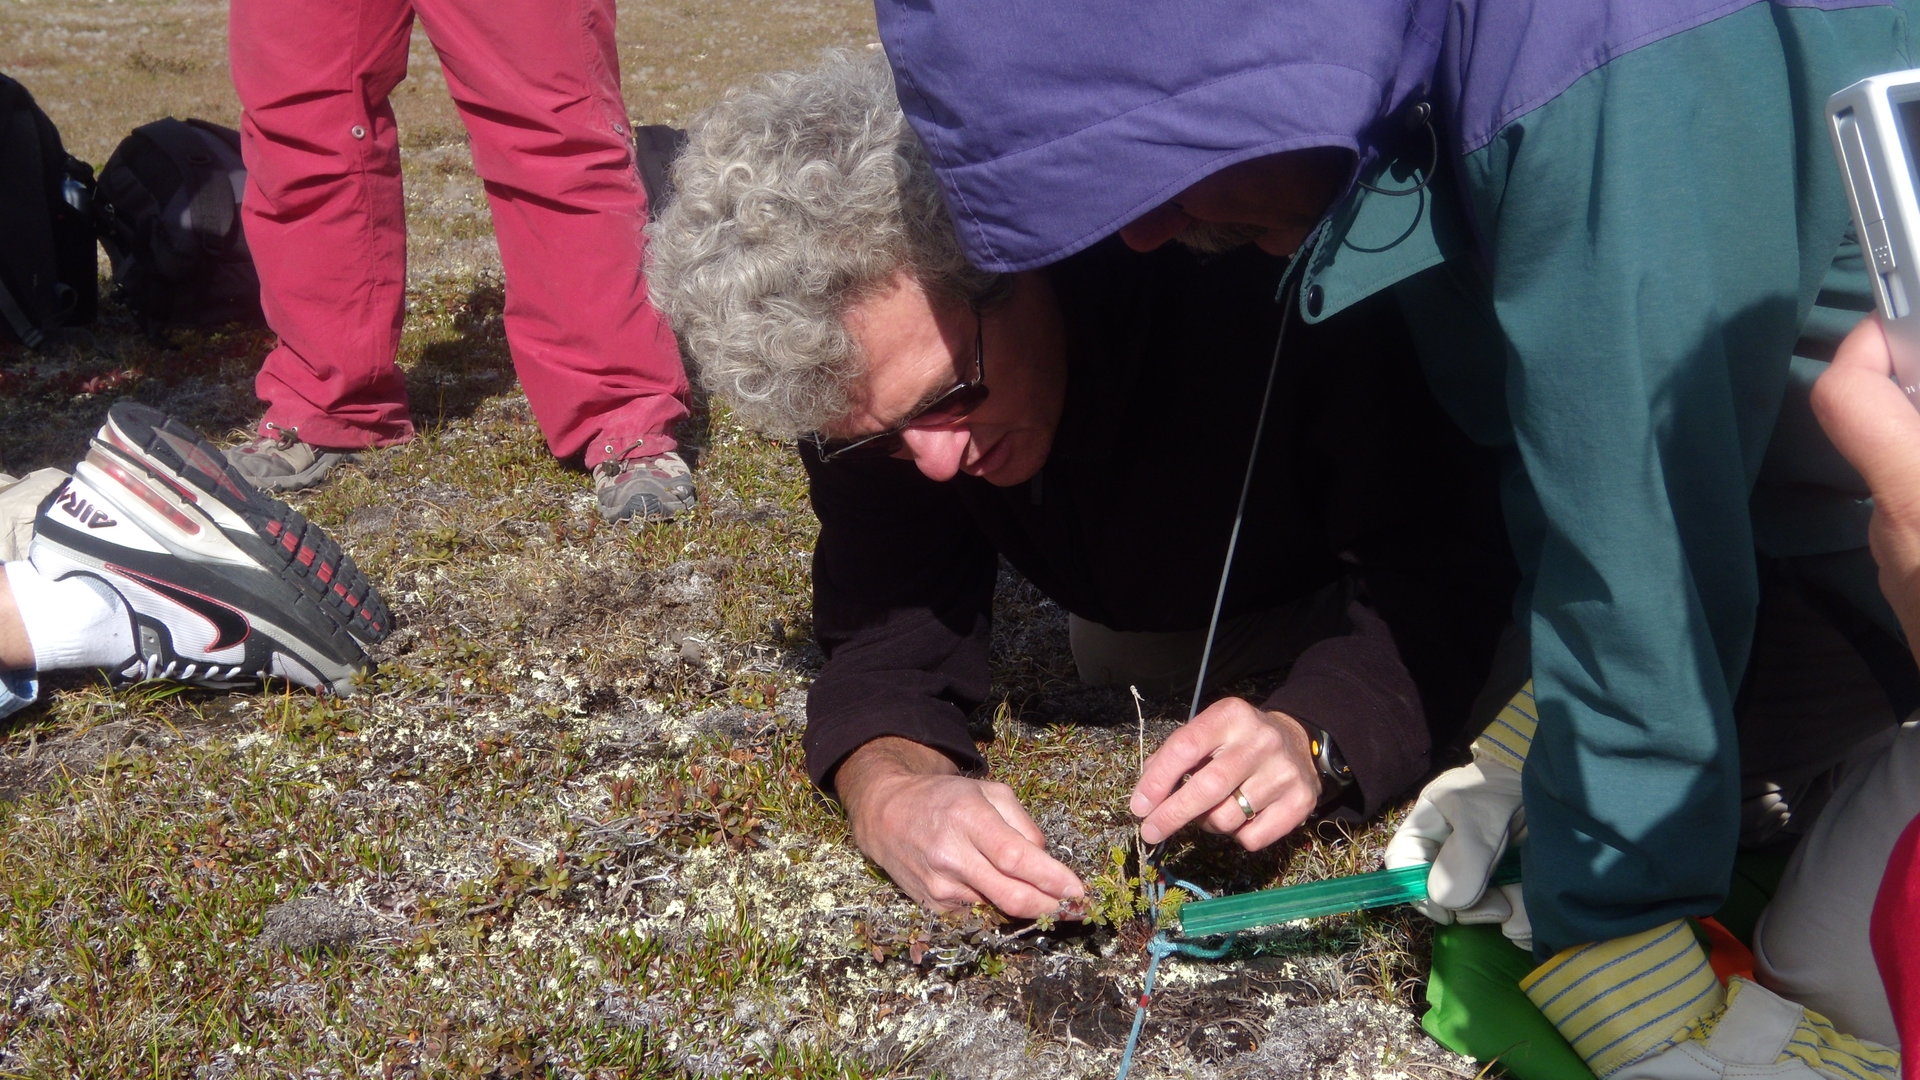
left=0, top=3, right=1476, bottom=1078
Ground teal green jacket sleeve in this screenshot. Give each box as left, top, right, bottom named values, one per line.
left=1434, top=3, right=1908, bottom=955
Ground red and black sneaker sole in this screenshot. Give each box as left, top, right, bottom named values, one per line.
left=91, top=402, right=393, bottom=647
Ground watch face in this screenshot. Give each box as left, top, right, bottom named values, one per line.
left=1315, top=729, right=1352, bottom=784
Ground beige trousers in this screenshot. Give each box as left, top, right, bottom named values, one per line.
left=1753, top=719, right=1919, bottom=1049
left=0, top=469, right=66, bottom=562
left=1066, top=580, right=1354, bottom=697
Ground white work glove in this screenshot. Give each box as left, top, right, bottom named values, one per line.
left=1383, top=755, right=1531, bottom=950
left=1614, top=978, right=1897, bottom=1080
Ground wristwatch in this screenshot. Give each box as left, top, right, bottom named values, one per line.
left=1310, top=727, right=1353, bottom=796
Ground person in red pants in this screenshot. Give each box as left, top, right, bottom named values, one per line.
left=226, top=0, right=695, bottom=523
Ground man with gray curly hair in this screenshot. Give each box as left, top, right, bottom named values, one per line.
left=647, top=49, right=1001, bottom=441
left=647, top=49, right=1513, bottom=919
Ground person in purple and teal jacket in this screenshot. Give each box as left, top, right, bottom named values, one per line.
left=875, top=1, right=1920, bottom=1075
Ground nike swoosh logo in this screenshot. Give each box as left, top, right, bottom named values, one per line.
left=110, top=564, right=251, bottom=652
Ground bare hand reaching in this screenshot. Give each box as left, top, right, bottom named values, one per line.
left=1129, top=697, right=1322, bottom=850
left=834, top=736, right=1086, bottom=918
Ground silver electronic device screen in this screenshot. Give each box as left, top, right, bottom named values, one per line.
left=1831, top=69, right=1920, bottom=403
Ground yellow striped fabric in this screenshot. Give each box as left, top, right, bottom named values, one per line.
left=1774, top=987, right=1900, bottom=1080
left=1521, top=920, right=1721, bottom=1077
left=1472, top=679, right=1537, bottom=773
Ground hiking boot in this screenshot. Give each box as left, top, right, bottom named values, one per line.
left=224, top=423, right=355, bottom=492
left=594, top=449, right=696, bottom=523
left=28, top=402, right=391, bottom=694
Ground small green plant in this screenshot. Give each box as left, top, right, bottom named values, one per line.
left=263, top=692, right=360, bottom=747
left=1084, top=844, right=1146, bottom=927
left=1158, top=883, right=1190, bottom=928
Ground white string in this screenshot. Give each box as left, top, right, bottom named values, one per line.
left=1120, top=233, right=1323, bottom=1080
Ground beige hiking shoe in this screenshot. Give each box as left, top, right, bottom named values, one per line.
left=594, top=449, right=696, bottom=523
left=224, top=424, right=355, bottom=492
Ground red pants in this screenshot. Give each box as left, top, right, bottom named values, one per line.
left=1872, top=812, right=1920, bottom=1072
left=228, top=0, right=688, bottom=466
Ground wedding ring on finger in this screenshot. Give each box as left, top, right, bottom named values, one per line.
left=1233, top=786, right=1257, bottom=821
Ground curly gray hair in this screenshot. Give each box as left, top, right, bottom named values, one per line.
left=645, top=48, right=1004, bottom=439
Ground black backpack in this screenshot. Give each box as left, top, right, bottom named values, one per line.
left=93, top=117, right=263, bottom=330
left=0, top=73, right=98, bottom=350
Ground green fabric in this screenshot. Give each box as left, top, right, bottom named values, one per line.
left=1327, top=1, right=1917, bottom=955
left=1425, top=923, right=1590, bottom=1080
left=1754, top=246, right=1878, bottom=560
left=1421, top=852, right=1793, bottom=1080
left=1465, top=9, right=1907, bottom=956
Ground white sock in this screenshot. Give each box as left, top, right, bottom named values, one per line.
left=4, top=561, right=134, bottom=671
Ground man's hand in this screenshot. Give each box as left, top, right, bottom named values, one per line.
left=1129, top=698, right=1321, bottom=850
left=834, top=736, right=1085, bottom=918
left=1812, top=313, right=1920, bottom=657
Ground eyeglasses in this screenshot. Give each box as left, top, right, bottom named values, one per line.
left=814, top=309, right=987, bottom=462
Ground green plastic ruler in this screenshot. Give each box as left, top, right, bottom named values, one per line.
left=1175, top=851, right=1523, bottom=938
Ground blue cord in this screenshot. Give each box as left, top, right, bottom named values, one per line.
left=1114, top=947, right=1166, bottom=1080
left=1114, top=876, right=1238, bottom=1079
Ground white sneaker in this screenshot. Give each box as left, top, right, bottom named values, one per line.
left=28, top=403, right=391, bottom=694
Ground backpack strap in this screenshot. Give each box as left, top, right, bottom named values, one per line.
left=0, top=277, right=44, bottom=350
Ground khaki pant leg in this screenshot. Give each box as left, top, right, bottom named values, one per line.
left=0, top=470, right=67, bottom=563
left=1067, top=580, right=1353, bottom=697
left=1752, top=719, right=1920, bottom=1048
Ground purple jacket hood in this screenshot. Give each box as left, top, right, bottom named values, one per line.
left=876, top=0, right=1445, bottom=272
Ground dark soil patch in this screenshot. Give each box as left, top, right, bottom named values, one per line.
left=1020, top=966, right=1134, bottom=1047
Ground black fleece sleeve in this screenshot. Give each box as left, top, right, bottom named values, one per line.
left=802, top=445, right=1001, bottom=790
left=1261, top=544, right=1511, bottom=817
